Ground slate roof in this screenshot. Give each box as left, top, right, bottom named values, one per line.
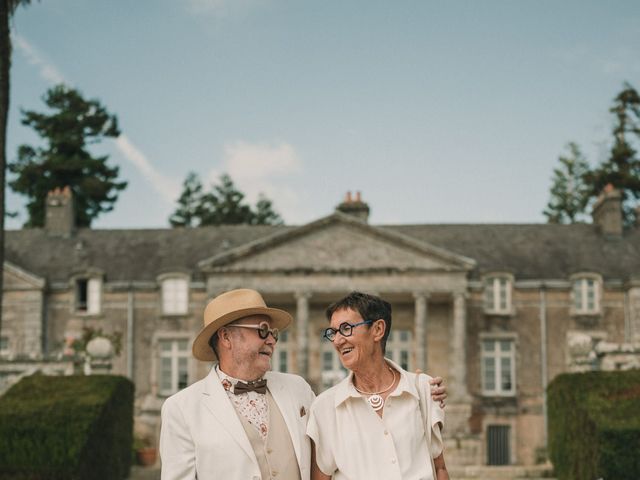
left=4, top=225, right=288, bottom=284
left=384, top=223, right=640, bottom=280
left=5, top=221, right=640, bottom=284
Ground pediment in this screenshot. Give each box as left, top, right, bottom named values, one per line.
left=199, top=213, right=475, bottom=273
left=3, top=261, right=46, bottom=291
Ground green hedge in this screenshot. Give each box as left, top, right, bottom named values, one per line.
left=0, top=374, right=134, bottom=480
left=548, top=369, right=640, bottom=480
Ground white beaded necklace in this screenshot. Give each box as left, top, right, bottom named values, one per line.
left=353, top=367, right=397, bottom=411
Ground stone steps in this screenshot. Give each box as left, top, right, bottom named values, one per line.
left=448, top=464, right=555, bottom=479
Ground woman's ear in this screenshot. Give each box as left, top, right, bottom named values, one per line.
left=372, top=319, right=386, bottom=341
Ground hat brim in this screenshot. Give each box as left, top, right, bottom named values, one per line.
left=192, top=306, right=293, bottom=361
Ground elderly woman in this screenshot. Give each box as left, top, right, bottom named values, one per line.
left=307, top=291, right=449, bottom=480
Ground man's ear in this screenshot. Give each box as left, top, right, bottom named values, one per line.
left=218, top=327, right=232, bottom=348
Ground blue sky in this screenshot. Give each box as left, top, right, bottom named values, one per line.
left=7, top=0, right=640, bottom=228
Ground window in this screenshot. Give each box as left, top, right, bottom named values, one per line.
left=483, top=275, right=512, bottom=314
left=481, top=339, right=515, bottom=396
left=271, top=330, right=290, bottom=373
left=159, top=339, right=190, bottom=395
left=487, top=425, right=511, bottom=465
left=387, top=329, right=412, bottom=370
left=321, top=342, right=347, bottom=390
left=0, top=336, right=8, bottom=355
left=572, top=276, right=600, bottom=314
left=162, top=277, right=189, bottom=315
left=75, top=277, right=101, bottom=314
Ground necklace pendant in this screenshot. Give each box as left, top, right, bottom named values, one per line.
left=367, top=394, right=384, bottom=411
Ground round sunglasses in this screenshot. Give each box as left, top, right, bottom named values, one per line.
left=227, top=321, right=279, bottom=341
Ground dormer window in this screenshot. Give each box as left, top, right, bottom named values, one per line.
left=75, top=277, right=102, bottom=314
left=483, top=275, right=513, bottom=314
left=161, top=276, right=189, bottom=315
left=571, top=274, right=601, bottom=315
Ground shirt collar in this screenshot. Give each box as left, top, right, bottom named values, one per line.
left=215, top=364, right=265, bottom=392
left=333, top=358, right=418, bottom=408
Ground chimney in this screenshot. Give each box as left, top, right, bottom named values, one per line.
left=335, top=190, right=370, bottom=223
left=45, top=186, right=75, bottom=237
left=592, top=184, right=623, bottom=236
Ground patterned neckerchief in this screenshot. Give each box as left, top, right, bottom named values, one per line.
left=216, top=365, right=269, bottom=441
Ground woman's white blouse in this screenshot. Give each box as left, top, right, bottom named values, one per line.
left=307, top=360, right=444, bottom=480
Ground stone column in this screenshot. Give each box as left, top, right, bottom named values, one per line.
left=413, top=292, right=429, bottom=372
left=451, top=291, right=468, bottom=401
left=295, top=291, right=311, bottom=378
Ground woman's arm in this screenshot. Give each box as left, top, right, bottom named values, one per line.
left=310, top=440, right=332, bottom=480
left=433, top=453, right=449, bottom=480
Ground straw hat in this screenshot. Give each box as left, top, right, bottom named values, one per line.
left=192, top=288, right=293, bottom=361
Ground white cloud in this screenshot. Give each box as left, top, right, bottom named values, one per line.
left=224, top=141, right=300, bottom=179
left=13, top=34, right=65, bottom=85
left=115, top=135, right=181, bottom=204
left=207, top=141, right=307, bottom=223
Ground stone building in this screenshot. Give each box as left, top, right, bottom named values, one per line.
left=1, top=187, right=639, bottom=468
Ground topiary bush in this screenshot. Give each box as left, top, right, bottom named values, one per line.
left=547, top=369, right=640, bottom=480
left=0, top=374, right=134, bottom=480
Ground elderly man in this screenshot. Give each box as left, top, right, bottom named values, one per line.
left=160, top=289, right=447, bottom=480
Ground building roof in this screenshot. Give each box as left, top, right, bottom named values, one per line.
left=5, top=220, right=640, bottom=285
left=386, top=223, right=640, bottom=280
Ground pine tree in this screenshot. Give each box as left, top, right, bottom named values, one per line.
left=169, top=172, right=204, bottom=227
left=199, top=174, right=254, bottom=225
left=252, top=194, right=283, bottom=225
left=544, top=142, right=591, bottom=223
left=584, top=83, right=640, bottom=225
left=168, top=172, right=283, bottom=226
left=9, top=84, right=126, bottom=227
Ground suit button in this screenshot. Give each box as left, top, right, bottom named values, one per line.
left=271, top=470, right=278, bottom=476
left=266, top=448, right=273, bottom=454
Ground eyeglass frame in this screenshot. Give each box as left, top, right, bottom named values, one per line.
left=225, top=321, right=279, bottom=341
left=322, top=319, right=374, bottom=342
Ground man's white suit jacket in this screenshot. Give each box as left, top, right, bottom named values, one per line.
left=160, top=367, right=316, bottom=480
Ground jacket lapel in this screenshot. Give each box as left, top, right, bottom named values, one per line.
left=266, top=372, right=302, bottom=464
left=201, top=368, right=256, bottom=462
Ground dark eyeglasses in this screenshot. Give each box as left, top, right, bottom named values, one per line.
left=323, top=320, right=373, bottom=342
left=227, top=321, right=279, bottom=341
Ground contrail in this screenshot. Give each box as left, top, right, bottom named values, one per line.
left=13, top=33, right=65, bottom=85
left=13, top=33, right=179, bottom=204
left=115, top=135, right=181, bottom=202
